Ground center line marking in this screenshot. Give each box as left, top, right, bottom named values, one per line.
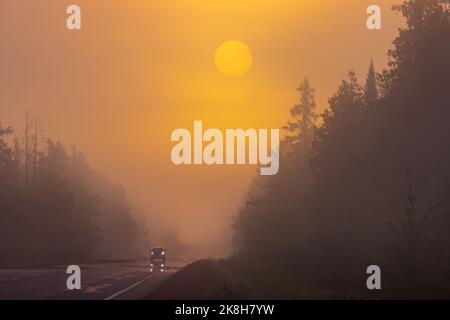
left=104, top=273, right=160, bottom=300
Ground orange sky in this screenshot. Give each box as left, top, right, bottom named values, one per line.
left=0, top=0, right=403, bottom=256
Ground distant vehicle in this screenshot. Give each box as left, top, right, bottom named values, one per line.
left=149, top=247, right=167, bottom=271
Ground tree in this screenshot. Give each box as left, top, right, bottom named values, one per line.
left=364, top=59, right=378, bottom=106
left=283, top=78, right=318, bottom=148
left=380, top=0, right=450, bottom=95
left=0, top=123, right=16, bottom=190
left=312, top=71, right=364, bottom=177
left=233, top=80, right=319, bottom=292
left=0, top=123, right=21, bottom=259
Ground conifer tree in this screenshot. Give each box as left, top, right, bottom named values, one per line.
left=283, top=78, right=318, bottom=147
left=364, top=59, right=378, bottom=106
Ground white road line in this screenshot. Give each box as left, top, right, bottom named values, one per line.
left=104, top=273, right=160, bottom=300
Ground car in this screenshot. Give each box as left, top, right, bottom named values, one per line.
left=149, top=247, right=167, bottom=271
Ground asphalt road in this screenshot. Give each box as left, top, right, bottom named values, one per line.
left=0, top=259, right=189, bottom=300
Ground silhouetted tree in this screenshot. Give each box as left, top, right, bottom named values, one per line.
left=233, top=79, right=318, bottom=291
left=283, top=78, right=318, bottom=148
left=0, top=123, right=16, bottom=190
left=312, top=70, right=364, bottom=178
left=364, top=60, right=378, bottom=106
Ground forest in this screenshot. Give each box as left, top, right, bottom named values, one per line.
left=231, top=0, right=450, bottom=298
left=0, top=114, right=142, bottom=266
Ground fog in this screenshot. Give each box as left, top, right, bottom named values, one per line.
left=0, top=1, right=403, bottom=259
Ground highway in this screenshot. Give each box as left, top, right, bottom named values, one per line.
left=0, top=259, right=188, bottom=300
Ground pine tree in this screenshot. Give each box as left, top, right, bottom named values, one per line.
left=311, top=71, right=364, bottom=176
left=0, top=123, right=15, bottom=189
left=364, top=59, right=378, bottom=106
left=283, top=78, right=318, bottom=147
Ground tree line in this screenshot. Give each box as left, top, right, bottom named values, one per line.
left=0, top=114, right=141, bottom=265
left=232, top=0, right=450, bottom=298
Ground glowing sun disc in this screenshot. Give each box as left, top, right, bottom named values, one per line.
left=214, top=40, right=253, bottom=77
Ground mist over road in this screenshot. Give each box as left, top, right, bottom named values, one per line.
left=0, top=259, right=190, bottom=300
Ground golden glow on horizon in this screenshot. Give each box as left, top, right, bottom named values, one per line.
left=214, top=41, right=253, bottom=77
left=1, top=0, right=404, bottom=248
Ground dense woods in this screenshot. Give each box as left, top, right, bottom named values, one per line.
left=0, top=115, right=141, bottom=265
left=232, top=0, right=450, bottom=298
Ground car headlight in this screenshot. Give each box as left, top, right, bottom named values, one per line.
left=162, top=251, right=165, bottom=255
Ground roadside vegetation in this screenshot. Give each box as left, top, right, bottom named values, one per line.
left=0, top=115, right=143, bottom=266
left=231, top=0, right=450, bottom=299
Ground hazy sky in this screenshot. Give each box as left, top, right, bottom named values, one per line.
left=0, top=0, right=403, bottom=255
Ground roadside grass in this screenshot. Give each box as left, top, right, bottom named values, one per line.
left=146, top=258, right=359, bottom=299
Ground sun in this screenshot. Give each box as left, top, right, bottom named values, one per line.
left=214, top=40, right=253, bottom=77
